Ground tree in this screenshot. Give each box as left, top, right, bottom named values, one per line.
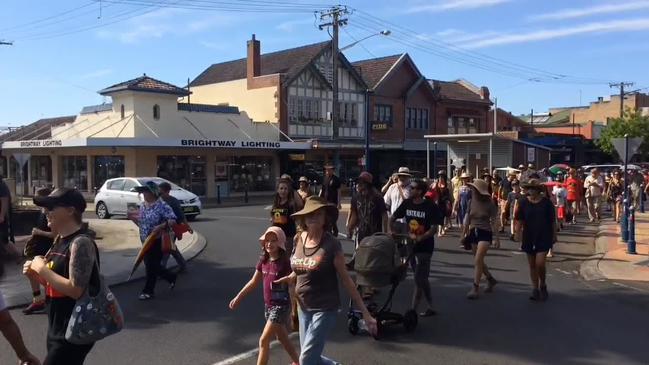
left=597, top=109, right=649, bottom=160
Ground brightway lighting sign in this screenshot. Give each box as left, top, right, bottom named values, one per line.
left=2, top=138, right=312, bottom=150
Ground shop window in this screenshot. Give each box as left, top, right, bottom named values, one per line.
left=61, top=156, right=87, bottom=190
left=120, top=104, right=125, bottom=119
left=228, top=157, right=273, bottom=193
left=94, top=156, right=125, bottom=190
left=153, top=104, right=160, bottom=120
left=157, top=156, right=206, bottom=196
left=30, top=156, right=52, bottom=189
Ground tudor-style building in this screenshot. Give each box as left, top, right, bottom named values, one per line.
left=189, top=35, right=368, bottom=181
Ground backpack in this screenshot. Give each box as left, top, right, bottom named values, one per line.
left=354, top=233, right=401, bottom=287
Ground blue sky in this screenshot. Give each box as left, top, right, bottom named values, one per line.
left=1, top=0, right=649, bottom=126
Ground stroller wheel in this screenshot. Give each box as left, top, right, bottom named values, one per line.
left=348, top=317, right=360, bottom=335
left=404, top=310, right=418, bottom=332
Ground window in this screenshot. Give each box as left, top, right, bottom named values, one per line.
left=153, top=104, right=160, bottom=120
left=374, top=104, right=393, bottom=125
left=448, top=116, right=480, bottom=133
left=61, top=156, right=87, bottom=190
left=122, top=179, right=138, bottom=192
left=107, top=179, right=124, bottom=191
left=120, top=104, right=125, bottom=119
left=94, top=156, right=125, bottom=190
left=157, top=156, right=206, bottom=196
left=406, top=108, right=429, bottom=130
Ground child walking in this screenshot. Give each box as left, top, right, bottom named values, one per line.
left=229, top=226, right=300, bottom=365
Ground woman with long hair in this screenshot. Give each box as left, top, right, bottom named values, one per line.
left=453, top=173, right=472, bottom=234
left=275, top=196, right=377, bottom=365
left=463, top=179, right=500, bottom=299
left=606, top=170, right=624, bottom=223
left=271, top=179, right=300, bottom=254
left=515, top=179, right=557, bottom=301
left=432, top=171, right=452, bottom=236
left=24, top=188, right=99, bottom=364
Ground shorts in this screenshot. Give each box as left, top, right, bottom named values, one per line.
left=466, top=227, right=493, bottom=245
left=264, top=305, right=289, bottom=324
left=521, top=241, right=553, bottom=255
left=557, top=206, right=565, bottom=220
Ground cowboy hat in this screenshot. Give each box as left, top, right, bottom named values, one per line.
left=468, top=179, right=491, bottom=196
left=259, top=226, right=287, bottom=252
left=396, top=167, right=412, bottom=177
left=460, top=172, right=472, bottom=179
left=521, top=178, right=544, bottom=189
left=291, top=196, right=337, bottom=217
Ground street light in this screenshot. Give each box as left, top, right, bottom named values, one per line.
left=340, top=30, right=391, bottom=51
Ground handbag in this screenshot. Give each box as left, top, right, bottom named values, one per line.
left=65, top=239, right=124, bottom=345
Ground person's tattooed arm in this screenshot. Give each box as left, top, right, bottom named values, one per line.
left=69, top=236, right=97, bottom=289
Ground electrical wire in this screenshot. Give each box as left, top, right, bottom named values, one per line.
left=342, top=27, right=377, bottom=58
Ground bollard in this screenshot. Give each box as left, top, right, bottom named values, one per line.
left=217, top=184, right=221, bottom=205
left=627, top=205, right=637, bottom=254
left=621, top=198, right=629, bottom=242
left=244, top=183, right=249, bottom=204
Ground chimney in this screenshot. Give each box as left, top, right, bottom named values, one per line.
left=597, top=96, right=604, bottom=102
left=480, top=86, right=490, bottom=101
left=247, top=34, right=261, bottom=82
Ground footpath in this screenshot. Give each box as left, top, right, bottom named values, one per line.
left=581, top=211, right=649, bottom=284
left=0, top=219, right=207, bottom=309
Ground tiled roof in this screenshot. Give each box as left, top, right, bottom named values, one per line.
left=430, top=80, right=488, bottom=103
left=100, top=75, right=190, bottom=96
left=190, top=41, right=331, bottom=87
left=80, top=103, right=113, bottom=115
left=351, top=54, right=403, bottom=90
left=0, top=116, right=75, bottom=142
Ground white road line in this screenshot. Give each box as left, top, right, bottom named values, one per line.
left=555, top=268, right=572, bottom=275
left=211, top=332, right=299, bottom=365
left=612, top=281, right=646, bottom=293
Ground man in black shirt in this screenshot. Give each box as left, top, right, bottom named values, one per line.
left=159, top=182, right=188, bottom=272
left=0, top=177, right=19, bottom=260
left=319, top=162, right=341, bottom=236
left=390, top=179, right=443, bottom=317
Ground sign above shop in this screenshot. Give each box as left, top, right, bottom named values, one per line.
left=2, top=138, right=312, bottom=150
left=289, top=154, right=306, bottom=161
left=371, top=123, right=389, bottom=131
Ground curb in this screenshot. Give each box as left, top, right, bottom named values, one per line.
left=579, top=223, right=609, bottom=282
left=5, top=232, right=208, bottom=309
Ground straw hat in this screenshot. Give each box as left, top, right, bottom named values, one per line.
left=396, top=167, right=412, bottom=177
left=468, top=179, right=491, bottom=196
left=291, top=196, right=337, bottom=217
left=460, top=172, right=472, bottom=179
left=521, top=178, right=544, bottom=189
left=258, top=226, right=286, bottom=252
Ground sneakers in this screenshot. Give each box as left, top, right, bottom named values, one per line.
left=138, top=293, right=154, bottom=301
left=22, top=301, right=46, bottom=315
left=485, top=277, right=498, bottom=293
left=467, top=284, right=479, bottom=300
left=529, top=289, right=541, bottom=301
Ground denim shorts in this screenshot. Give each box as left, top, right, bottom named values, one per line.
left=265, top=305, right=289, bottom=324
left=467, top=227, right=493, bottom=245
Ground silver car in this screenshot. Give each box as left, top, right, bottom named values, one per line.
left=94, top=177, right=202, bottom=220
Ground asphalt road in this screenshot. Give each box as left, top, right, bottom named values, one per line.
left=2, top=205, right=649, bottom=365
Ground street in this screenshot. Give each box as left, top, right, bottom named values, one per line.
left=2, top=204, right=649, bottom=365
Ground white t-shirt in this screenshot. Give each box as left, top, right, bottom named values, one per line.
left=553, top=186, right=567, bottom=207
left=0, top=289, right=6, bottom=312
left=384, top=183, right=411, bottom=216
left=584, top=175, right=604, bottom=197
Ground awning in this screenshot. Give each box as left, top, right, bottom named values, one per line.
left=1, top=138, right=312, bottom=150
left=423, top=133, right=552, bottom=151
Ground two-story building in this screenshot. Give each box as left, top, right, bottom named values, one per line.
left=189, top=35, right=368, bottom=181
left=0, top=75, right=311, bottom=199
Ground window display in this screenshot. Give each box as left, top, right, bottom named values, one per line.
left=157, top=155, right=206, bottom=196
left=30, top=156, right=52, bottom=188
left=62, top=156, right=87, bottom=190
left=228, top=157, right=273, bottom=193
left=94, top=156, right=125, bottom=190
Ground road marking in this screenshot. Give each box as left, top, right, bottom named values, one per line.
left=555, top=268, right=572, bottom=275
left=612, top=281, right=646, bottom=293
left=510, top=251, right=525, bottom=255
left=211, top=332, right=299, bottom=365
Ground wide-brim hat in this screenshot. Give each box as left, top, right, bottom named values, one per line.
left=468, top=179, right=491, bottom=196
left=259, top=226, right=286, bottom=252
left=298, top=176, right=309, bottom=183
left=460, top=172, right=472, bottom=179
left=396, top=167, right=412, bottom=177
left=132, top=181, right=159, bottom=196
left=291, top=196, right=337, bottom=217
left=518, top=164, right=526, bottom=169
left=521, top=178, right=544, bottom=189
left=33, top=188, right=87, bottom=213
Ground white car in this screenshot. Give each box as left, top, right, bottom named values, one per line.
left=94, top=177, right=202, bottom=220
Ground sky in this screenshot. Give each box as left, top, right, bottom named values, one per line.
left=1, top=0, right=649, bottom=126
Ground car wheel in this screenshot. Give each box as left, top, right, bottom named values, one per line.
left=187, top=215, right=197, bottom=221
left=96, top=202, right=111, bottom=219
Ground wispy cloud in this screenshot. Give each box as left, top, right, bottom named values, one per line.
left=461, top=18, right=649, bottom=49
left=199, top=40, right=226, bottom=50
left=405, top=0, right=512, bottom=13
left=530, top=1, right=649, bottom=21
left=276, top=19, right=315, bottom=32
left=80, top=69, right=113, bottom=79
left=430, top=29, right=501, bottom=43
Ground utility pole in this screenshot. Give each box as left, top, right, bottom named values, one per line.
left=610, top=82, right=634, bottom=118
left=319, top=6, right=349, bottom=141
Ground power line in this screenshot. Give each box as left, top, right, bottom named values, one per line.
left=0, top=2, right=96, bottom=33
left=342, top=27, right=376, bottom=58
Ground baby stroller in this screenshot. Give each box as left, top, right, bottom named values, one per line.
left=347, top=232, right=418, bottom=340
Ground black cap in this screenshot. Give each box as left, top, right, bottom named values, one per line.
left=33, top=188, right=86, bottom=213
left=132, top=181, right=159, bottom=196
left=158, top=181, right=172, bottom=191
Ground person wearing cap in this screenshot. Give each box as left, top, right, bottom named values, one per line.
left=389, top=179, right=443, bottom=317
left=23, top=188, right=99, bottom=363
left=383, top=167, right=412, bottom=218
left=158, top=182, right=189, bottom=273
left=346, top=172, right=387, bottom=269
left=463, top=179, right=500, bottom=299
left=229, top=226, right=300, bottom=365
left=275, top=196, right=377, bottom=364
left=517, top=164, right=531, bottom=183
left=583, top=168, right=604, bottom=222
left=271, top=178, right=301, bottom=255
left=297, top=176, right=312, bottom=201
left=453, top=172, right=473, bottom=233
left=515, top=179, right=557, bottom=301
left=131, top=181, right=178, bottom=300
left=319, top=163, right=342, bottom=237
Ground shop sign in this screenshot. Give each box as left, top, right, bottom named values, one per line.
left=180, top=139, right=289, bottom=149
left=372, top=123, right=389, bottom=131
left=19, top=139, right=63, bottom=147
left=289, top=154, right=305, bottom=161
left=527, top=147, right=535, bottom=162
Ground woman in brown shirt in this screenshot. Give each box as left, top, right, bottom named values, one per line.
left=463, top=179, right=500, bottom=300
left=276, top=196, right=376, bottom=365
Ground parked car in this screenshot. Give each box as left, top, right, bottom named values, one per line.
left=94, top=177, right=202, bottom=220
left=582, top=164, right=641, bottom=177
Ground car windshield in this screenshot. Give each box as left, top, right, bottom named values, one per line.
left=137, top=178, right=182, bottom=190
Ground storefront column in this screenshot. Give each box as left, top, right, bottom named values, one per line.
left=206, top=154, right=216, bottom=198
left=27, top=158, right=33, bottom=195
left=86, top=155, right=94, bottom=193
left=51, top=155, right=61, bottom=188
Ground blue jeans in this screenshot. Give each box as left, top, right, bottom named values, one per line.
left=298, top=307, right=340, bottom=365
